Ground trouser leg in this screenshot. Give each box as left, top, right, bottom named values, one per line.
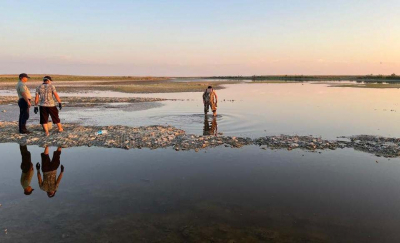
left=204, top=102, right=210, bottom=113
left=18, top=99, right=30, bottom=132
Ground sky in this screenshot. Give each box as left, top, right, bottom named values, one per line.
left=0, top=0, right=399, bottom=76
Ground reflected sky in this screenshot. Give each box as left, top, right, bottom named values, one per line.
left=1, top=82, right=399, bottom=139
left=54, top=83, right=400, bottom=139
left=1, top=144, right=400, bottom=242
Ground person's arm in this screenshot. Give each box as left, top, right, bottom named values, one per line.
left=36, top=163, right=42, bottom=185
left=37, top=172, right=42, bottom=185
left=53, top=92, right=62, bottom=104
left=214, top=92, right=218, bottom=106
left=35, top=93, right=39, bottom=106
left=56, top=165, right=64, bottom=187
left=21, top=92, right=31, bottom=107
left=53, top=85, right=63, bottom=110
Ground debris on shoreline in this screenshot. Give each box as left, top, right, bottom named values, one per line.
left=0, top=96, right=175, bottom=107
left=1, top=122, right=400, bottom=158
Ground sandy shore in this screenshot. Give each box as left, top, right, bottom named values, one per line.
left=1, top=122, right=400, bottom=158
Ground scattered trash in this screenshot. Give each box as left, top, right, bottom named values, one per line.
left=95, top=130, right=108, bottom=136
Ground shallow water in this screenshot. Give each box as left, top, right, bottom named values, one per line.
left=2, top=82, right=400, bottom=242
left=2, top=82, right=400, bottom=139
left=49, top=82, right=400, bottom=139
left=1, top=144, right=400, bottom=242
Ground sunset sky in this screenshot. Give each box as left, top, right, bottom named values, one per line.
left=1, top=0, right=399, bottom=76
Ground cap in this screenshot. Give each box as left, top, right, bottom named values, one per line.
left=19, top=73, right=30, bottom=79
left=43, top=76, right=52, bottom=82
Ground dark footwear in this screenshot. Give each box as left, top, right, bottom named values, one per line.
left=20, top=125, right=31, bottom=134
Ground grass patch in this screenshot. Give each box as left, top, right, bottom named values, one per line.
left=53, top=81, right=240, bottom=93
left=329, top=83, right=400, bottom=89
left=206, top=75, right=400, bottom=82
left=250, top=80, right=304, bottom=84
left=0, top=74, right=169, bottom=83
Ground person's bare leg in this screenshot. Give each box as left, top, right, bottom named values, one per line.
left=213, top=111, right=217, bottom=117
left=42, top=124, right=49, bottom=136
left=44, top=146, right=49, bottom=155
left=56, top=123, right=63, bottom=132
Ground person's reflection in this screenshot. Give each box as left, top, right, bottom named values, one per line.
left=203, top=115, right=218, bottom=136
left=19, top=145, right=34, bottom=195
left=36, top=146, right=64, bottom=198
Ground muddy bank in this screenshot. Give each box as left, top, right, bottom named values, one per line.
left=1, top=122, right=400, bottom=158
left=0, top=96, right=172, bottom=107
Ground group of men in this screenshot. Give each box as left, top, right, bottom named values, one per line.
left=16, top=73, right=63, bottom=135
left=16, top=73, right=219, bottom=136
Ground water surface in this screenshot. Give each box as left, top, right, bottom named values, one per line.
left=1, top=144, right=400, bottom=242
left=57, top=83, right=400, bottom=139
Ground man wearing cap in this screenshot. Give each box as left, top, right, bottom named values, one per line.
left=16, top=73, right=32, bottom=134
left=34, top=76, right=64, bottom=136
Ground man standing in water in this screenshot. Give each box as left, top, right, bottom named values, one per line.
left=34, top=76, right=64, bottom=136
left=202, top=86, right=218, bottom=117
left=16, top=73, right=32, bottom=134
left=36, top=146, right=64, bottom=198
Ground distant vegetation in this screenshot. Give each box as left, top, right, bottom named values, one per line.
left=0, top=75, right=168, bottom=83
left=206, top=74, right=400, bottom=82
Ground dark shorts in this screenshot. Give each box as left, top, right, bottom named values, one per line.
left=41, top=151, right=61, bottom=173
left=40, top=106, right=60, bottom=124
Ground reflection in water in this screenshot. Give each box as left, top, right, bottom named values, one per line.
left=2, top=145, right=400, bottom=242
left=19, top=145, right=34, bottom=195
left=36, top=146, right=64, bottom=198
left=203, top=115, right=218, bottom=136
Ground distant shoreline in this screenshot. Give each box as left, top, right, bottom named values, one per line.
left=204, top=75, right=400, bottom=82
left=3, top=74, right=400, bottom=82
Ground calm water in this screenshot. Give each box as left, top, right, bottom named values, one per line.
left=1, top=144, right=400, bottom=243
left=57, top=83, right=400, bottom=139
left=1, top=82, right=400, bottom=139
